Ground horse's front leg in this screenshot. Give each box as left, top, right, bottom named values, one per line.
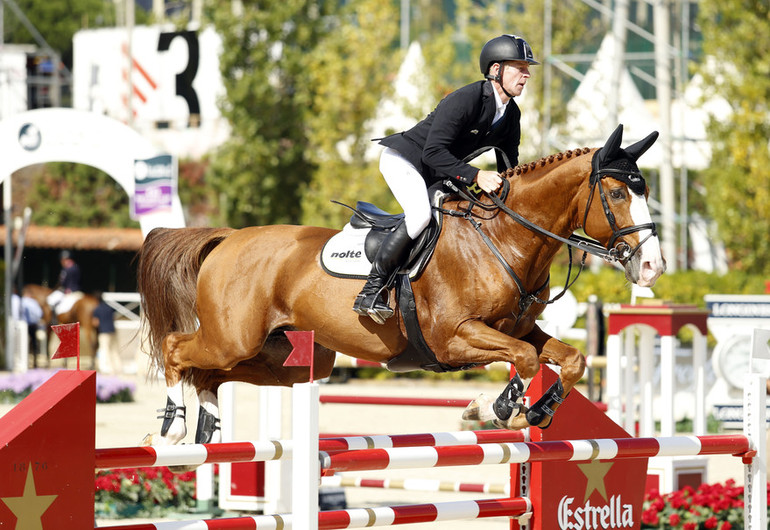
left=456, top=321, right=585, bottom=431
left=520, top=325, right=586, bottom=429
left=448, top=320, right=540, bottom=430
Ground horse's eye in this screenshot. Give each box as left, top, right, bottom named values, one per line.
left=609, top=188, right=626, bottom=201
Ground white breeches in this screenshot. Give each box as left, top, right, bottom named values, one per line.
left=380, top=147, right=431, bottom=240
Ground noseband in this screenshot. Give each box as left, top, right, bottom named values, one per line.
left=583, top=166, right=658, bottom=266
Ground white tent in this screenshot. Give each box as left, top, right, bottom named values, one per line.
left=557, top=34, right=731, bottom=170
left=556, top=33, right=660, bottom=153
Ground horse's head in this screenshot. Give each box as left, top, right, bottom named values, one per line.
left=580, top=125, right=666, bottom=287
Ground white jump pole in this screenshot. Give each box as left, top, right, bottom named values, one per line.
left=292, top=381, right=320, bottom=530
left=744, top=329, right=769, bottom=530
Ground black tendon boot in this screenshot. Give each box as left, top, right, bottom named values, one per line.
left=353, top=223, right=413, bottom=324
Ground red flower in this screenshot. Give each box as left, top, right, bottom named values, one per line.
left=704, top=516, right=719, bottom=529
left=683, top=522, right=698, bottom=530
left=641, top=508, right=659, bottom=526
left=668, top=512, right=681, bottom=526
left=719, top=522, right=731, bottom=530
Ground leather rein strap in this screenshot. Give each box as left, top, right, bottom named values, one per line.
left=438, top=151, right=657, bottom=312
left=439, top=179, right=582, bottom=314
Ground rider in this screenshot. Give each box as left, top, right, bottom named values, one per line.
left=46, top=250, right=83, bottom=316
left=353, top=34, right=539, bottom=323
left=58, top=250, right=81, bottom=293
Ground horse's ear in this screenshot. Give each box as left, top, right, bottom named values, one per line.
left=624, top=131, right=659, bottom=162
left=598, top=124, right=624, bottom=163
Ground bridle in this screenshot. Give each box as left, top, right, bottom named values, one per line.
left=583, top=161, right=658, bottom=266
left=438, top=148, right=658, bottom=312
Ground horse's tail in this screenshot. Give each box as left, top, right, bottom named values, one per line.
left=137, top=226, right=235, bottom=376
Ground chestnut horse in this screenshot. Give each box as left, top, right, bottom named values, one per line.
left=138, top=125, right=665, bottom=446
left=21, top=284, right=100, bottom=363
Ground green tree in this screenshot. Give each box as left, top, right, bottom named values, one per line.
left=696, top=0, right=770, bottom=274
left=23, top=163, right=138, bottom=228
left=204, top=0, right=332, bottom=228
left=2, top=0, right=126, bottom=67
left=300, top=0, right=401, bottom=228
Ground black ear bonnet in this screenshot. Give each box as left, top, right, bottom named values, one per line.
left=591, top=125, right=658, bottom=196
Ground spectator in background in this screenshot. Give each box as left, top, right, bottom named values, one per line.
left=20, top=292, right=44, bottom=358
left=92, top=292, right=122, bottom=375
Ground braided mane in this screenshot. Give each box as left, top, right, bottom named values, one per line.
left=501, top=147, right=592, bottom=179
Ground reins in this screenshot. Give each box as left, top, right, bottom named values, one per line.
left=439, top=179, right=584, bottom=314
left=436, top=146, right=657, bottom=313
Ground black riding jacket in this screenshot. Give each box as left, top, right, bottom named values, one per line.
left=378, top=80, right=521, bottom=186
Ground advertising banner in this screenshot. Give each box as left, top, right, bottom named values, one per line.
left=132, top=154, right=177, bottom=218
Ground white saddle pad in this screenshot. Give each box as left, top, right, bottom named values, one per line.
left=320, top=223, right=373, bottom=279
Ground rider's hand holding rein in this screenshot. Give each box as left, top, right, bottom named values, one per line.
left=476, top=170, right=503, bottom=194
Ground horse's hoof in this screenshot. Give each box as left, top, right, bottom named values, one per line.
left=462, top=394, right=497, bottom=422
left=142, top=432, right=176, bottom=446
left=492, top=407, right=531, bottom=430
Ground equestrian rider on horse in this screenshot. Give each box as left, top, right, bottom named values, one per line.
left=353, top=34, right=540, bottom=324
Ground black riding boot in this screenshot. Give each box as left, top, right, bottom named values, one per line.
left=353, top=223, right=412, bottom=324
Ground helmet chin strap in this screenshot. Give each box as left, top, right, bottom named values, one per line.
left=486, top=63, right=516, bottom=99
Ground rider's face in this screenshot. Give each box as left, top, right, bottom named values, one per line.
left=493, top=60, right=531, bottom=99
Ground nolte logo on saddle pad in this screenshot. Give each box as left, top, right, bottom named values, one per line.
left=330, top=249, right=362, bottom=259
left=320, top=224, right=373, bottom=278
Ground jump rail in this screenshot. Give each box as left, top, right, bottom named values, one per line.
left=320, top=395, right=473, bottom=408
left=320, top=434, right=751, bottom=473
left=321, top=475, right=510, bottom=495
left=96, top=497, right=532, bottom=530
left=1, top=331, right=766, bottom=530
left=320, top=393, right=608, bottom=411
left=95, top=433, right=748, bottom=472
left=95, top=429, right=527, bottom=469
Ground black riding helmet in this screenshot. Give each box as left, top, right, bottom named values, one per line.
left=479, top=34, right=540, bottom=78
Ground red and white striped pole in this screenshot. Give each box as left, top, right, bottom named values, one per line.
left=96, top=497, right=532, bottom=530
left=321, top=434, right=751, bottom=473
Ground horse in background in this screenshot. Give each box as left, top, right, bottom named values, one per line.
left=21, top=284, right=100, bottom=366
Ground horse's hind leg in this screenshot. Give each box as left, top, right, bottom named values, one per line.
left=144, top=331, right=201, bottom=446
left=174, top=333, right=337, bottom=447
left=143, top=377, right=188, bottom=446
left=196, top=383, right=222, bottom=444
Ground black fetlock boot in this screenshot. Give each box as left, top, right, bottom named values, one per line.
left=353, top=223, right=412, bottom=324
left=526, top=378, right=566, bottom=428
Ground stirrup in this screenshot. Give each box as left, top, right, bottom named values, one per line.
left=353, top=285, right=394, bottom=324
left=366, top=303, right=394, bottom=325
left=352, top=294, right=370, bottom=316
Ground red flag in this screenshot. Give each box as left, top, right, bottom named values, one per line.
left=283, top=330, right=315, bottom=382
left=51, top=323, right=81, bottom=367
